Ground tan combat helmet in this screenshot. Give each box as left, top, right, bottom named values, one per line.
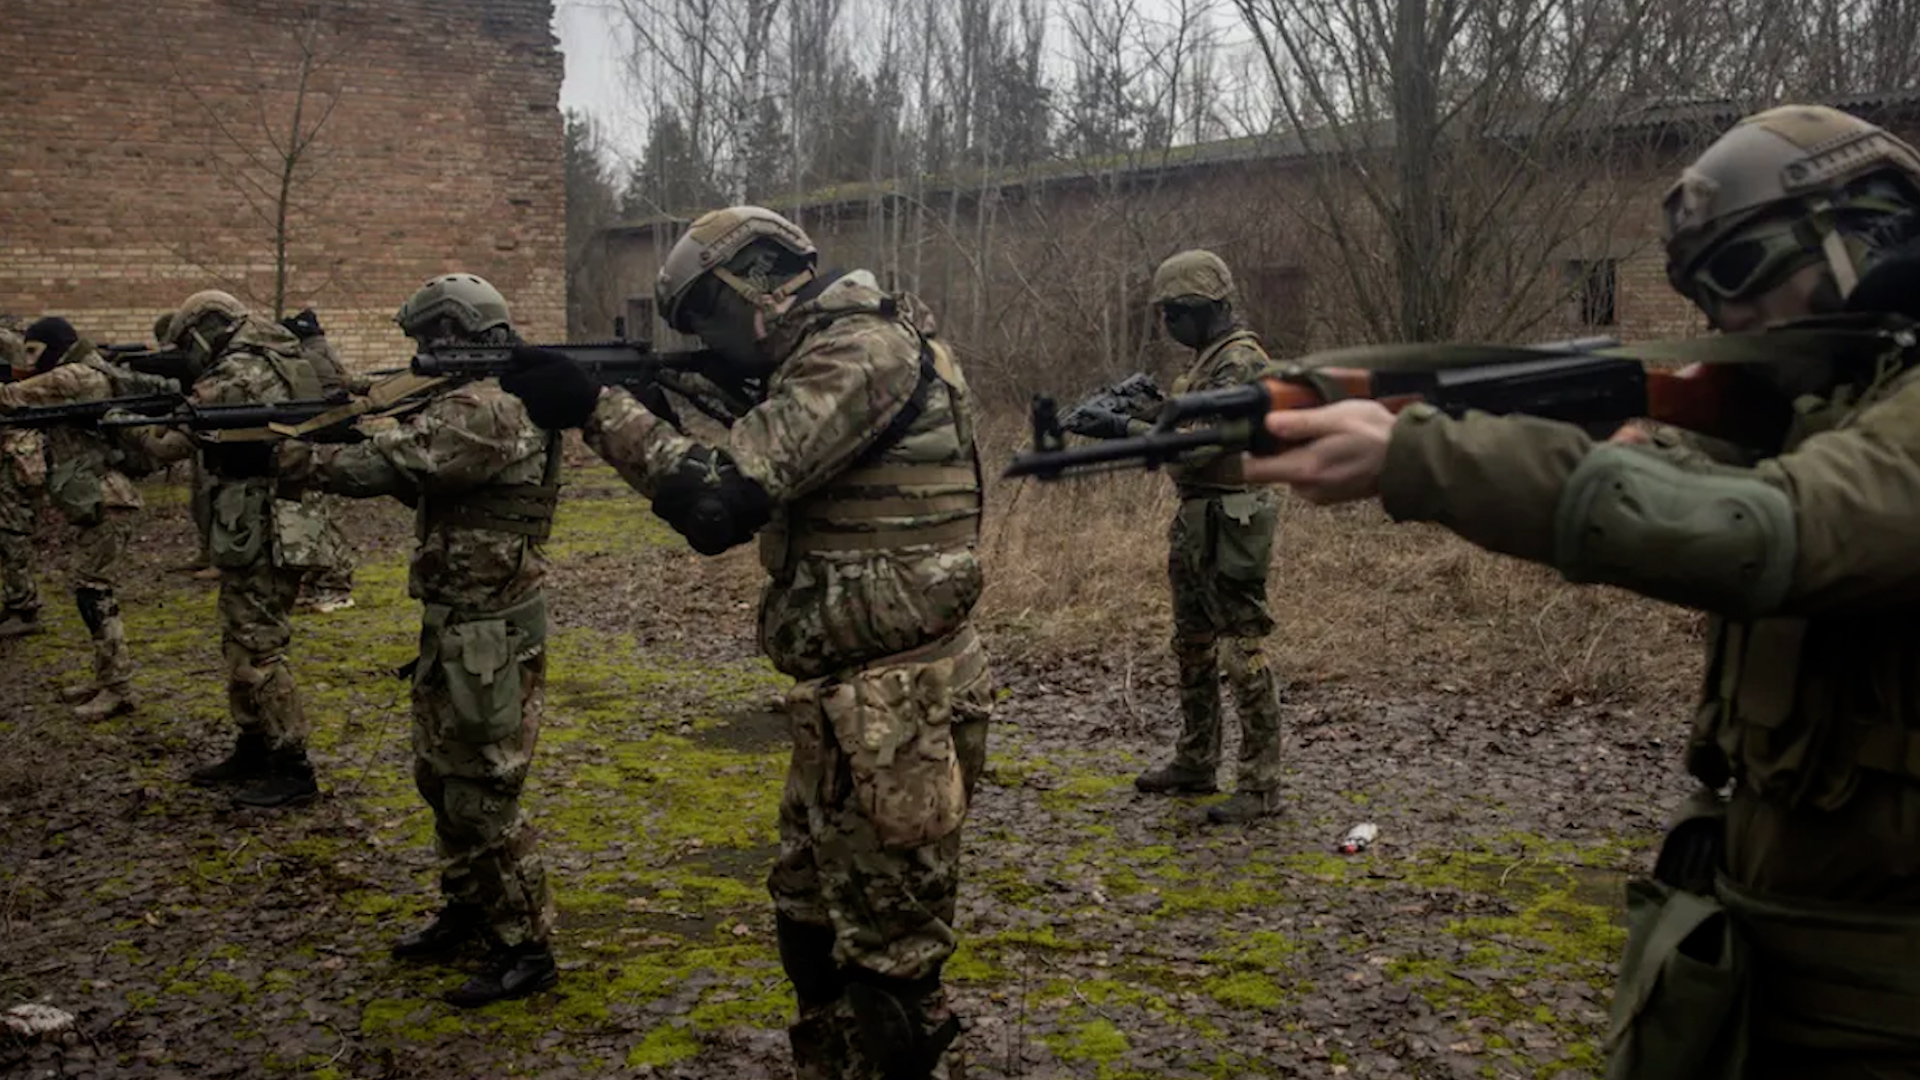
left=165, top=289, right=251, bottom=347
left=1663, top=104, right=1920, bottom=308
left=1150, top=250, right=1235, bottom=306
left=395, top=273, right=513, bottom=340
left=655, top=206, right=818, bottom=332
left=151, top=312, right=173, bottom=345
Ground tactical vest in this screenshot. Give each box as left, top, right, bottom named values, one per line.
left=1690, top=340, right=1920, bottom=810
left=200, top=339, right=322, bottom=478
left=760, top=310, right=984, bottom=577
left=1169, top=329, right=1263, bottom=499
left=416, top=431, right=563, bottom=543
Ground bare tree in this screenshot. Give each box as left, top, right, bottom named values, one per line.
left=165, top=6, right=348, bottom=317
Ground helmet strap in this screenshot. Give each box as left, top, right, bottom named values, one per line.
left=711, top=265, right=817, bottom=317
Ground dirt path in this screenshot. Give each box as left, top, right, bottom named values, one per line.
left=1, top=467, right=1692, bottom=1079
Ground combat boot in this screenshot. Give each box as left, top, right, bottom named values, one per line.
left=72, top=686, right=137, bottom=722
left=188, top=732, right=271, bottom=787
left=1134, top=763, right=1219, bottom=795
left=444, top=941, right=558, bottom=1008
left=0, top=609, right=42, bottom=638
left=57, top=683, right=99, bottom=705
left=391, top=903, right=486, bottom=960
left=1206, top=788, right=1282, bottom=825
left=231, top=747, right=318, bottom=809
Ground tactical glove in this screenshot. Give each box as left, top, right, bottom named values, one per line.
left=500, top=344, right=602, bottom=430
left=1061, top=405, right=1133, bottom=440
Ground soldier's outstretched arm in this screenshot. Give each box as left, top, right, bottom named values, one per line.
left=288, top=391, right=533, bottom=499
left=0, top=362, right=105, bottom=410
left=581, top=330, right=924, bottom=555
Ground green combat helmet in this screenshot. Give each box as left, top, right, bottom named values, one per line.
left=395, top=273, right=513, bottom=340
left=1663, top=104, right=1920, bottom=315
left=655, top=206, right=818, bottom=332
left=1150, top=250, right=1235, bottom=306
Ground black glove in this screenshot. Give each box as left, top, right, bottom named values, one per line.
left=500, top=344, right=602, bottom=430
left=1061, top=404, right=1132, bottom=440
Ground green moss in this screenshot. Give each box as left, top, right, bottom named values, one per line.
left=1045, top=1017, right=1130, bottom=1066
left=626, top=1024, right=700, bottom=1066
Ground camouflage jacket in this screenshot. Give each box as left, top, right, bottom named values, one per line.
left=585, top=271, right=985, bottom=679
left=124, top=317, right=318, bottom=471
left=303, top=380, right=552, bottom=612
left=296, top=333, right=347, bottom=395
left=1146, top=328, right=1271, bottom=498
left=0, top=340, right=171, bottom=516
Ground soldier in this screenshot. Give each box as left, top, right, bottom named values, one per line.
left=1070, top=250, right=1286, bottom=824
left=276, top=275, right=559, bottom=1007
left=117, top=290, right=322, bottom=808
left=278, top=308, right=357, bottom=614
left=0, top=317, right=174, bottom=719
left=500, top=207, right=991, bottom=1080
left=1242, top=105, right=1920, bottom=1077
left=0, top=318, right=45, bottom=639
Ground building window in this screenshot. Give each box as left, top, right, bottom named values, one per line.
left=1569, top=259, right=1617, bottom=327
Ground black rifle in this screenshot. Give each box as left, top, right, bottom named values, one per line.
left=99, top=343, right=202, bottom=385
left=1002, top=331, right=1834, bottom=480
left=0, top=393, right=185, bottom=429
left=410, top=341, right=752, bottom=428
left=99, top=394, right=362, bottom=442
left=1059, top=372, right=1166, bottom=436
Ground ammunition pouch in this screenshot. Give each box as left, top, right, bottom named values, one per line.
left=417, top=482, right=560, bottom=542
left=787, top=626, right=986, bottom=849
left=418, top=591, right=546, bottom=745
left=208, top=479, right=274, bottom=568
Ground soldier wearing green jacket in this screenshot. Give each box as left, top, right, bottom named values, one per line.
left=1243, top=105, right=1920, bottom=1078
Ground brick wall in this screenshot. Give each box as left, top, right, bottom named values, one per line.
left=0, top=0, right=564, bottom=372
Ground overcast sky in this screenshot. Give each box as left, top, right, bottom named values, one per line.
left=554, top=0, right=648, bottom=161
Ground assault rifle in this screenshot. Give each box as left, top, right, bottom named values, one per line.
left=99, top=393, right=362, bottom=442
left=1060, top=372, right=1166, bottom=435
left=411, top=340, right=751, bottom=428
left=99, top=343, right=201, bottom=385
left=1002, top=322, right=1910, bottom=480
left=0, top=393, right=185, bottom=429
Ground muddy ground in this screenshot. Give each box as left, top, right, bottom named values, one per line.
left=1, top=463, right=1695, bottom=1079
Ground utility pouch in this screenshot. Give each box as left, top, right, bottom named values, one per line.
left=1212, top=491, right=1275, bottom=580
left=1604, top=877, right=1748, bottom=1080
left=47, top=458, right=104, bottom=526
left=812, top=643, right=980, bottom=849
left=209, top=480, right=273, bottom=568
left=421, top=593, right=546, bottom=745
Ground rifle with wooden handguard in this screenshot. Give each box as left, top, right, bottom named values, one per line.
left=410, top=341, right=752, bottom=428
left=1004, top=320, right=1915, bottom=480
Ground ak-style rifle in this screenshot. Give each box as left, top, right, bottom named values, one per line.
left=1003, top=320, right=1915, bottom=480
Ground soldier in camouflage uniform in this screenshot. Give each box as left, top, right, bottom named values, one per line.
left=1243, top=105, right=1920, bottom=1078
left=502, top=207, right=990, bottom=1080
left=1073, top=250, right=1286, bottom=824
left=118, top=291, right=323, bottom=808
left=277, top=275, right=559, bottom=1007
left=0, top=318, right=45, bottom=638
left=279, top=309, right=356, bottom=613
left=0, top=318, right=176, bottom=719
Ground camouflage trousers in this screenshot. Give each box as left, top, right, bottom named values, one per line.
left=284, top=492, right=354, bottom=600
left=190, top=455, right=213, bottom=567
left=218, top=560, right=309, bottom=750
left=1168, top=493, right=1283, bottom=792
left=74, top=509, right=135, bottom=693
left=769, top=627, right=993, bottom=1080
left=0, top=478, right=38, bottom=615
left=411, top=623, right=555, bottom=949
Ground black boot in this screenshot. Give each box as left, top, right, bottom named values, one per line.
left=392, top=904, right=486, bottom=960
left=1134, top=762, right=1219, bottom=795
left=444, top=942, right=558, bottom=1008
left=231, top=748, right=318, bottom=808
left=189, top=732, right=271, bottom=787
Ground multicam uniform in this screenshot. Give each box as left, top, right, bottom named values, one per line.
left=1158, top=329, right=1284, bottom=795
left=286, top=330, right=355, bottom=603
left=291, top=379, right=558, bottom=950
left=0, top=322, right=42, bottom=625
left=584, top=271, right=990, bottom=1079
left=0, top=340, right=171, bottom=705
left=124, top=318, right=319, bottom=755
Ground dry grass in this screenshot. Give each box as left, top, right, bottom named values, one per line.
left=972, top=410, right=1704, bottom=710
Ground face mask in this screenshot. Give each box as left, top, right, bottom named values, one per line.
left=688, top=287, right=777, bottom=384
left=1162, top=304, right=1209, bottom=350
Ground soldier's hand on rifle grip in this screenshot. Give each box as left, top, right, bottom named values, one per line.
left=501, top=344, right=602, bottom=430
left=1243, top=399, right=1398, bottom=505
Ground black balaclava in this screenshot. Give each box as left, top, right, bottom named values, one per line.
left=24, top=317, right=79, bottom=374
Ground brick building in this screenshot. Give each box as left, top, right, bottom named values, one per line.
left=0, top=0, right=565, bottom=370
left=586, top=93, right=1920, bottom=405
